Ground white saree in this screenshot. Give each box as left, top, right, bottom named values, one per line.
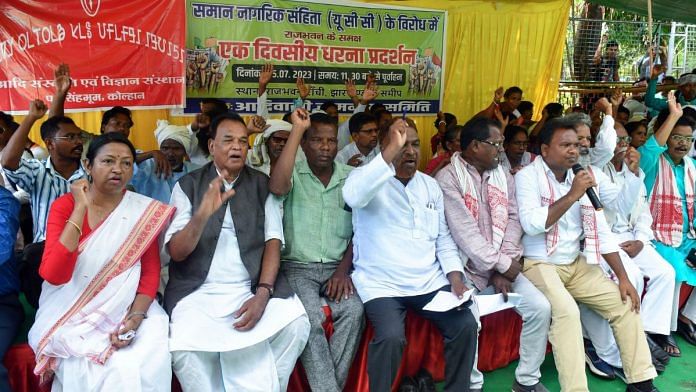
left=28, top=191, right=175, bottom=392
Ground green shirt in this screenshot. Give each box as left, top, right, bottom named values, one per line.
left=281, top=160, right=353, bottom=263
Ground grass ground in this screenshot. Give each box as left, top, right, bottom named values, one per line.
left=436, top=335, right=696, bottom=391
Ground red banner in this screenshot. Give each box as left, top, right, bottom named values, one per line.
left=0, top=0, right=186, bottom=113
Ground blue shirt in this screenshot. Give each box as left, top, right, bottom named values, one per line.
left=3, top=157, right=85, bottom=242
left=130, top=159, right=199, bottom=203
left=0, top=187, right=20, bottom=295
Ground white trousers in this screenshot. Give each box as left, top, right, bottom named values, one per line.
left=51, top=302, right=172, bottom=392
left=470, top=274, right=551, bottom=388
left=581, top=235, right=676, bottom=368
left=172, top=315, right=309, bottom=392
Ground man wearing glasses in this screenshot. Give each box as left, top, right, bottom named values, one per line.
left=638, top=93, right=696, bottom=357
left=335, top=112, right=380, bottom=167
left=436, top=117, right=551, bottom=392
left=0, top=65, right=87, bottom=308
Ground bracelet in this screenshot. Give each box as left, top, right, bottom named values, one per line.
left=257, top=283, right=274, bottom=297
left=65, top=219, right=82, bottom=236
left=438, top=120, right=446, bottom=125
left=126, top=311, right=148, bottom=321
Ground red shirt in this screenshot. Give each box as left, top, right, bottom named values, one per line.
left=424, top=152, right=452, bottom=175
left=40, top=193, right=160, bottom=298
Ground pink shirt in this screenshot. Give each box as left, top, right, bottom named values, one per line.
left=435, top=158, right=523, bottom=290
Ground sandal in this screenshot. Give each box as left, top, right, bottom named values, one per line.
left=663, top=334, right=681, bottom=357
left=646, top=334, right=672, bottom=362
left=677, top=319, right=696, bottom=346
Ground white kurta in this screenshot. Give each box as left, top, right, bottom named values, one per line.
left=342, top=154, right=465, bottom=303
left=166, top=181, right=306, bottom=353
left=335, top=142, right=380, bottom=167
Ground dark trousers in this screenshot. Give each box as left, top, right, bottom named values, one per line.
left=0, top=293, right=24, bottom=392
left=364, top=286, right=478, bottom=392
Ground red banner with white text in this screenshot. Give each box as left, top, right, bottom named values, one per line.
left=0, top=0, right=186, bottom=114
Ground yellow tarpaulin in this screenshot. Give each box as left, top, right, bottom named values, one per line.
left=14, top=0, right=570, bottom=167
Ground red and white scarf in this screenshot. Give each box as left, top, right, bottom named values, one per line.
left=532, top=158, right=602, bottom=264
left=452, top=152, right=509, bottom=253
left=649, top=154, right=696, bottom=246
left=28, top=192, right=174, bottom=385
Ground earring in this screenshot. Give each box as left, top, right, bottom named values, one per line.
left=86, top=173, right=93, bottom=183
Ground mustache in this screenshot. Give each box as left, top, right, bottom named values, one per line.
left=578, top=146, right=590, bottom=155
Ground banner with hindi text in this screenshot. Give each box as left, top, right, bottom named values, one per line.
left=0, top=0, right=186, bottom=113
left=185, top=0, right=446, bottom=115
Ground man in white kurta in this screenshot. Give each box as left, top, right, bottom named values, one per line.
left=343, top=118, right=478, bottom=392
left=580, top=127, right=676, bottom=376
left=164, top=114, right=309, bottom=392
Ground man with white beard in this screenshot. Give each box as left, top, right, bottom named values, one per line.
left=565, top=97, right=617, bottom=168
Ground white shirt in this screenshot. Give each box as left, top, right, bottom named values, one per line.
left=590, top=115, right=617, bottom=168
left=515, top=159, right=624, bottom=265
left=337, top=104, right=367, bottom=150
left=342, top=154, right=465, bottom=302
left=335, top=142, right=379, bottom=167
left=603, top=163, right=654, bottom=243
left=186, top=124, right=212, bottom=167
left=165, top=178, right=304, bottom=352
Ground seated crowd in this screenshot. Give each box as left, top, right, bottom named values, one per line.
left=1, top=62, right=696, bottom=392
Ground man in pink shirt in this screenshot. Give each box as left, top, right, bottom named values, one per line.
left=436, top=117, right=551, bottom=392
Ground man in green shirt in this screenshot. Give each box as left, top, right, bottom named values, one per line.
left=269, top=109, right=363, bottom=392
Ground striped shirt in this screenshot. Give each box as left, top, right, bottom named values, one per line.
left=3, top=157, right=85, bottom=242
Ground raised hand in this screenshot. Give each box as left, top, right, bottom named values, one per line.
left=609, top=89, right=624, bottom=107
left=70, top=178, right=90, bottom=208
left=296, top=77, right=311, bottom=100
left=27, top=99, right=48, bottom=120
left=361, top=82, right=378, bottom=103
left=650, top=64, right=665, bottom=80
left=247, top=115, right=269, bottom=135
left=493, top=86, right=504, bottom=103
left=259, top=63, right=273, bottom=87
left=290, top=108, right=310, bottom=131
left=54, top=63, right=72, bottom=96
left=345, top=79, right=357, bottom=99
left=624, top=147, right=641, bottom=175
left=594, top=97, right=612, bottom=115
left=365, top=72, right=376, bottom=88
left=667, top=90, right=683, bottom=117
left=389, top=119, right=408, bottom=148
left=493, top=106, right=509, bottom=129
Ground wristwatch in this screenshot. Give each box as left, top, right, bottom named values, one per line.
left=257, top=283, right=274, bottom=297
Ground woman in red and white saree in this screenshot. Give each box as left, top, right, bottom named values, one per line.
left=27, top=133, right=174, bottom=391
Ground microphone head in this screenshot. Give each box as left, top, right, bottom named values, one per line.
left=571, top=163, right=583, bottom=174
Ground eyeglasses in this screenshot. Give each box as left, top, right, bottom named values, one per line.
left=670, top=134, right=694, bottom=144
left=616, top=136, right=632, bottom=143
left=478, top=139, right=504, bottom=148
left=358, top=127, right=379, bottom=134
left=52, top=134, right=85, bottom=143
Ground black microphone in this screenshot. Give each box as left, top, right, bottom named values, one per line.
left=571, top=164, right=603, bottom=211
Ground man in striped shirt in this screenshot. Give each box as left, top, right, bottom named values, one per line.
left=1, top=68, right=86, bottom=244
